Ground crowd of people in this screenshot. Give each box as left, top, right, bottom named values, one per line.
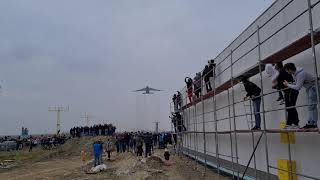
left=170, top=112, right=186, bottom=133
left=69, top=124, right=116, bottom=138
left=241, top=62, right=319, bottom=130
left=181, top=59, right=216, bottom=104
left=87, top=131, right=175, bottom=168
left=174, top=60, right=319, bottom=130
left=114, top=131, right=174, bottom=158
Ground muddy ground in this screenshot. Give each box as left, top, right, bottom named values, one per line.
left=0, top=137, right=230, bottom=180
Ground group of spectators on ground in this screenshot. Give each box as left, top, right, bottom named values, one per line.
left=114, top=131, right=174, bottom=158
left=89, top=131, right=175, bottom=167
left=69, top=124, right=116, bottom=138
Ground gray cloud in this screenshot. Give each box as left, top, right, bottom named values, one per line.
left=0, top=0, right=274, bottom=135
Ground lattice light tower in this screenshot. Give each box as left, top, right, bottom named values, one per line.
left=153, top=121, right=159, bottom=134
left=81, top=112, right=94, bottom=127
left=48, top=106, right=69, bottom=135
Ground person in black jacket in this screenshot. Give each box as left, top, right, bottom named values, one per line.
left=172, top=94, right=177, bottom=112
left=193, top=72, right=202, bottom=98
left=185, top=77, right=193, bottom=103
left=241, top=77, right=262, bottom=130
left=275, top=62, right=300, bottom=128
left=176, top=91, right=182, bottom=110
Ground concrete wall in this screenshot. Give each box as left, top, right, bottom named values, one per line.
left=180, top=0, right=320, bottom=179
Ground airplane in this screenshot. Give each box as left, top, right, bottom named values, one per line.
left=133, top=86, right=163, bottom=94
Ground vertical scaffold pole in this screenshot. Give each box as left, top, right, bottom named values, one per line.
left=201, top=74, right=208, bottom=172
left=249, top=100, right=258, bottom=179
left=307, top=0, right=320, bottom=131
left=257, top=25, right=271, bottom=180
left=212, top=63, right=220, bottom=178
left=193, top=92, right=198, bottom=165
left=230, top=49, right=240, bottom=179
left=187, top=90, right=191, bottom=157
left=287, top=131, right=293, bottom=180
left=227, top=89, right=235, bottom=179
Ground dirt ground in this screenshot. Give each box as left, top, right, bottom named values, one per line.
left=0, top=137, right=231, bottom=180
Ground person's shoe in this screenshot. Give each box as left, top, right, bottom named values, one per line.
left=251, top=126, right=261, bottom=130
left=302, top=124, right=318, bottom=129
left=302, top=124, right=312, bottom=129
left=283, top=125, right=292, bottom=129
left=276, top=96, right=284, bottom=101
left=290, top=125, right=300, bottom=130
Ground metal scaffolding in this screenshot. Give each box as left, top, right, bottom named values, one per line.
left=170, top=0, right=320, bottom=179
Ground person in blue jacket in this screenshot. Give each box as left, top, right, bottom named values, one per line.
left=93, top=141, right=102, bottom=167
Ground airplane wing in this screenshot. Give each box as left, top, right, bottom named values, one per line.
left=149, top=87, right=163, bottom=91
left=133, top=87, right=147, bottom=92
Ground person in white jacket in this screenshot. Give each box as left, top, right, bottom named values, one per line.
left=284, top=63, right=318, bottom=129
left=265, top=64, right=283, bottom=103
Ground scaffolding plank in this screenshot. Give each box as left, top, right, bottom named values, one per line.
left=181, top=128, right=319, bottom=134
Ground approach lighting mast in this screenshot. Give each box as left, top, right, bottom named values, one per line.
left=48, top=106, right=69, bottom=135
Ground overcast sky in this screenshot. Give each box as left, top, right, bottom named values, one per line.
left=0, top=0, right=274, bottom=135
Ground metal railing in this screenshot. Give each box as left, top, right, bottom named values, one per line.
left=170, top=0, right=320, bottom=179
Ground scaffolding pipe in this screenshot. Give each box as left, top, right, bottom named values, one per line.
left=193, top=96, right=198, bottom=166
left=201, top=76, right=208, bottom=173
left=227, top=89, right=235, bottom=179
left=307, top=0, right=320, bottom=133
left=212, top=62, right=220, bottom=179
left=187, top=94, right=191, bottom=156
left=257, top=25, right=271, bottom=180
left=241, top=132, right=264, bottom=179
left=231, top=49, right=240, bottom=179
left=249, top=100, right=258, bottom=179
left=287, top=132, right=294, bottom=180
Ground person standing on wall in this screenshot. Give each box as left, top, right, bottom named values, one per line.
left=275, top=62, right=300, bottom=129
left=176, top=91, right=182, bottom=110
left=193, top=72, right=202, bottom=99
left=185, top=77, right=193, bottom=103
left=265, top=64, right=284, bottom=104
left=241, top=77, right=262, bottom=130
left=284, top=63, right=318, bottom=129
left=172, top=94, right=177, bottom=112
left=202, top=59, right=216, bottom=93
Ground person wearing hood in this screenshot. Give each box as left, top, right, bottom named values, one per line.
left=265, top=64, right=284, bottom=103
left=284, top=63, right=318, bottom=129
left=193, top=72, right=202, bottom=98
